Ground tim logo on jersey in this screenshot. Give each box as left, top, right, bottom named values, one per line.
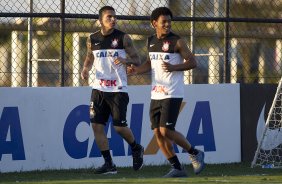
left=99, top=79, right=117, bottom=87
left=152, top=85, right=168, bottom=95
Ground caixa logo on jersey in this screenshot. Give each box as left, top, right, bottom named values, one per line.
left=95, top=51, right=119, bottom=58
left=0, top=102, right=216, bottom=160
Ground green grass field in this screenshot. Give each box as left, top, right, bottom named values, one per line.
left=1, top=162, right=282, bottom=184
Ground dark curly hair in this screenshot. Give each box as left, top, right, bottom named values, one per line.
left=99, top=6, right=115, bottom=19
left=150, top=7, right=173, bottom=24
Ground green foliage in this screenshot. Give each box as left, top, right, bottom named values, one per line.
left=0, top=30, right=10, bottom=43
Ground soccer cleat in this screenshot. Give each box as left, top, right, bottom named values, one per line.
left=132, top=145, right=144, bottom=171
left=94, top=163, right=117, bottom=174
left=163, top=166, right=188, bottom=178
left=190, top=150, right=205, bottom=174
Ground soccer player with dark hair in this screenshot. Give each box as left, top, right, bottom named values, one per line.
left=128, top=7, right=205, bottom=177
left=81, top=5, right=144, bottom=174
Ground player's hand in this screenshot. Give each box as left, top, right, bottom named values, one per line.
left=127, top=64, right=137, bottom=75
left=161, top=60, right=174, bottom=72
left=81, top=67, right=89, bottom=80
left=114, top=57, right=127, bottom=66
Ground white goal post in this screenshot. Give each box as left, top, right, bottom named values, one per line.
left=251, top=77, right=282, bottom=168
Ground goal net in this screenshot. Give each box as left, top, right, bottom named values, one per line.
left=251, top=78, right=282, bottom=168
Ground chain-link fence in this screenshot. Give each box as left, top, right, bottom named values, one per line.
left=0, top=0, right=281, bottom=87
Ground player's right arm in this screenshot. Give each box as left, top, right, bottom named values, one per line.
left=127, top=55, right=151, bottom=75
left=127, top=38, right=151, bottom=75
left=81, top=37, right=94, bottom=80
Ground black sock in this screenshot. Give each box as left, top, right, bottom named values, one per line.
left=130, top=140, right=141, bottom=151
left=188, top=147, right=199, bottom=155
left=101, top=150, right=112, bottom=165
left=168, top=155, right=182, bottom=170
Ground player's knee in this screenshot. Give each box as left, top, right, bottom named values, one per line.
left=159, top=127, right=169, bottom=137
left=113, top=126, right=124, bottom=134
left=153, top=128, right=160, bottom=133
left=93, top=123, right=104, bottom=133
left=153, top=128, right=162, bottom=137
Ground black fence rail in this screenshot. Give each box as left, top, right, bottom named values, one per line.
left=0, top=0, right=281, bottom=87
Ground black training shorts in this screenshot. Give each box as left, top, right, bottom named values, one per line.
left=90, top=89, right=129, bottom=127
left=150, top=98, right=183, bottom=130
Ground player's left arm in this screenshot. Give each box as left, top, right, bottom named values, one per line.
left=162, top=38, right=197, bottom=72
left=114, top=34, right=141, bottom=66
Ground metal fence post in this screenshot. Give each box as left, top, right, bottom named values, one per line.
left=72, top=33, right=80, bottom=87
left=224, top=0, right=230, bottom=83
left=60, top=0, right=65, bottom=86
left=27, top=0, right=33, bottom=87
left=275, top=40, right=282, bottom=74
left=185, top=0, right=195, bottom=84
left=208, top=0, right=221, bottom=84
left=230, top=38, right=238, bottom=83
left=11, top=31, right=24, bottom=87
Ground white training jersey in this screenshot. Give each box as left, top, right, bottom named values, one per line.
left=90, top=29, right=128, bottom=92
left=148, top=32, right=184, bottom=100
